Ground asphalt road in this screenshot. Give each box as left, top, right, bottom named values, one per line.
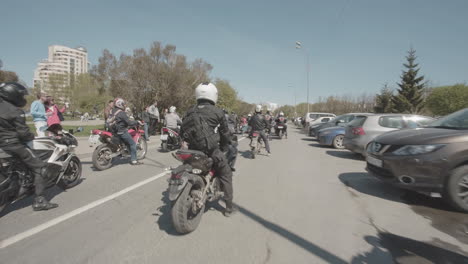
left=0, top=127, right=467, bottom=263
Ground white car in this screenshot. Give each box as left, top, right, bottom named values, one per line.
left=304, top=112, right=336, bottom=126
left=308, top=116, right=334, bottom=128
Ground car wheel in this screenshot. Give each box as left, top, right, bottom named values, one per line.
left=332, top=135, right=345, bottom=149
left=444, top=165, right=468, bottom=213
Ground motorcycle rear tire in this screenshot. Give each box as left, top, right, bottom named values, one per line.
left=92, top=144, right=113, bottom=171
left=161, top=142, right=168, bottom=152
left=171, top=177, right=205, bottom=234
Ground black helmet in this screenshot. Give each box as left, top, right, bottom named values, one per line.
left=0, top=82, right=29, bottom=107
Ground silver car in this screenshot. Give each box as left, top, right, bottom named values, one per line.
left=343, top=114, right=434, bottom=156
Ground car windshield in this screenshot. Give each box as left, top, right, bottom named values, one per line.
left=427, top=108, right=468, bottom=129
left=309, top=114, right=319, bottom=119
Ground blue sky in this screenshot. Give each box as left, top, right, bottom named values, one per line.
left=1, top=0, right=467, bottom=105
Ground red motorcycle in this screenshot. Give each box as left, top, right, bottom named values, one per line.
left=90, top=125, right=147, bottom=171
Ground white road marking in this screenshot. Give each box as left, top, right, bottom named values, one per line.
left=0, top=135, right=248, bottom=250
left=0, top=171, right=169, bottom=250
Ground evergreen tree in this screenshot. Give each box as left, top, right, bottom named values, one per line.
left=392, top=48, right=426, bottom=113
left=374, top=83, right=394, bottom=113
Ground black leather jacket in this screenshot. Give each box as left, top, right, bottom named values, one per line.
left=181, top=100, right=231, bottom=148
left=0, top=99, right=35, bottom=147
left=248, top=113, right=270, bottom=132
left=112, top=107, right=138, bottom=134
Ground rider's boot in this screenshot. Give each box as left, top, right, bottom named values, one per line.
left=32, top=196, right=58, bottom=211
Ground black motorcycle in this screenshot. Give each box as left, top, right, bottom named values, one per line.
left=160, top=127, right=182, bottom=152
left=167, top=149, right=223, bottom=234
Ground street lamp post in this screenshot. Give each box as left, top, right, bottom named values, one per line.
left=295, top=41, right=310, bottom=114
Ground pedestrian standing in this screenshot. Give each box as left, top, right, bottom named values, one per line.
left=45, top=97, right=66, bottom=127
left=140, top=106, right=151, bottom=141
left=147, top=101, right=160, bottom=135
left=30, top=92, right=49, bottom=137
left=104, top=100, right=114, bottom=131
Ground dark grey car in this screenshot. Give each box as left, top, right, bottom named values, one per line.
left=366, top=108, right=468, bottom=212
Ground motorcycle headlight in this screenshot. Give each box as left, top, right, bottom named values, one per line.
left=393, top=144, right=445, bottom=156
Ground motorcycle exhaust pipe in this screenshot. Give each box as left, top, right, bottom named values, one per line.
left=398, top=175, right=415, bottom=184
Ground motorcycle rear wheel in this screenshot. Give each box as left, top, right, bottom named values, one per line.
left=171, top=177, right=205, bottom=234
left=161, top=141, right=168, bottom=152
left=92, top=144, right=113, bottom=171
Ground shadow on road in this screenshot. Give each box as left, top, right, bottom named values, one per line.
left=143, top=156, right=168, bottom=169
left=339, top=172, right=468, bottom=245
left=327, top=150, right=364, bottom=161
left=301, top=137, right=316, bottom=142
left=0, top=178, right=83, bottom=217
left=237, top=204, right=348, bottom=264
left=309, top=143, right=329, bottom=148
left=239, top=150, right=252, bottom=159
left=351, top=232, right=468, bottom=264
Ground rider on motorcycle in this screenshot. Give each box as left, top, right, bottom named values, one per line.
left=275, top=111, right=288, bottom=135
left=112, top=98, right=143, bottom=166
left=164, top=106, right=182, bottom=146
left=248, top=105, right=271, bottom=155
left=0, top=82, right=58, bottom=211
left=180, top=82, right=236, bottom=217
left=164, top=106, right=182, bottom=133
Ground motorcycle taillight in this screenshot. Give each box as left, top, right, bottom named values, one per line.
left=162, top=127, right=169, bottom=133
left=176, top=153, right=192, bottom=161
left=252, top=133, right=259, bottom=137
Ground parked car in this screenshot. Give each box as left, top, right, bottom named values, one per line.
left=344, top=114, right=434, bottom=156
left=366, top=108, right=468, bottom=212
left=317, top=126, right=346, bottom=149
left=309, top=113, right=370, bottom=137
left=308, top=116, right=333, bottom=127
left=304, top=112, right=335, bottom=127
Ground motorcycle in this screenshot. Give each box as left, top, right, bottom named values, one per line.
left=160, top=127, right=181, bottom=152
left=275, top=117, right=288, bottom=139
left=90, top=124, right=147, bottom=171
left=167, top=149, right=224, bottom=234
left=0, top=125, right=82, bottom=214
left=249, top=131, right=265, bottom=159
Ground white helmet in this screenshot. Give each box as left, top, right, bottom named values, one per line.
left=255, top=104, right=262, bottom=113
left=248, top=114, right=252, bottom=117
left=114, top=98, right=126, bottom=109
left=169, top=106, right=176, bottom=113
left=279, top=111, right=284, bottom=116
left=195, top=82, right=218, bottom=104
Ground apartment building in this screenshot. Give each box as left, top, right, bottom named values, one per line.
left=33, top=45, right=89, bottom=92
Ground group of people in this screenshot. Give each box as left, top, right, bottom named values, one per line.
left=0, top=80, right=280, bottom=218
left=30, top=92, right=67, bottom=137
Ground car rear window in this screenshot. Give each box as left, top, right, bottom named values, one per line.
left=348, top=116, right=367, bottom=127
left=379, top=116, right=405, bottom=128
left=405, top=116, right=434, bottom=128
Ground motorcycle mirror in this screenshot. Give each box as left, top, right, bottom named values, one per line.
left=68, top=129, right=74, bottom=134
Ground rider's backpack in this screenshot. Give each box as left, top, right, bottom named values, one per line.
left=181, top=109, right=218, bottom=153
left=106, top=109, right=122, bottom=132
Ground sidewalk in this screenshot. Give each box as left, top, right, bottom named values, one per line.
left=74, top=136, right=161, bottom=158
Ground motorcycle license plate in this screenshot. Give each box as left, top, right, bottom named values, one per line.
left=277, top=126, right=283, bottom=129
left=88, top=135, right=100, bottom=145
left=160, top=134, right=168, bottom=141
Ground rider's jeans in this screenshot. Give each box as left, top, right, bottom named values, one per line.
left=119, top=131, right=137, bottom=162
